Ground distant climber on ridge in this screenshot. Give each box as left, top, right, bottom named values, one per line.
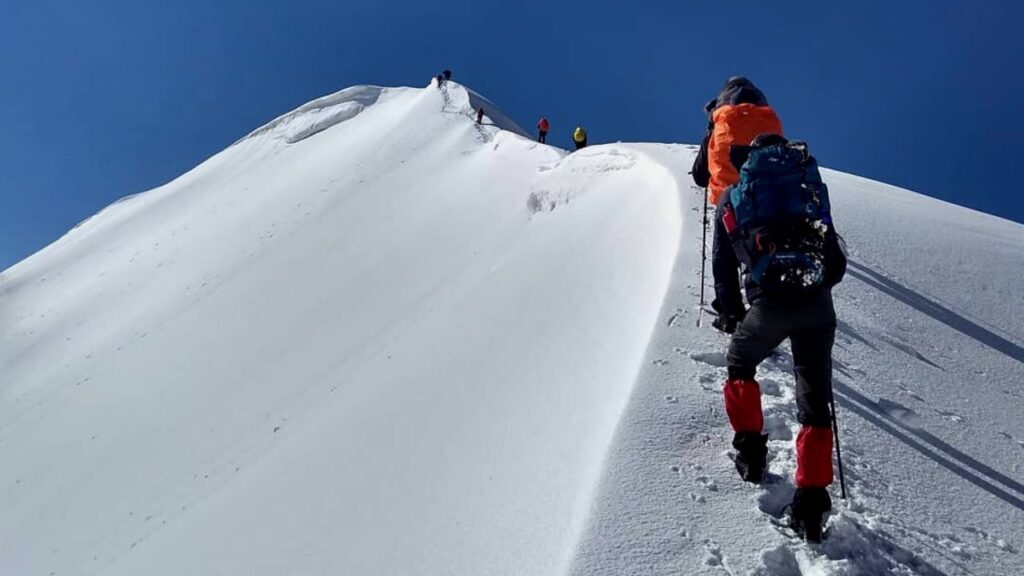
left=476, top=107, right=485, bottom=124
left=573, top=126, right=587, bottom=150
left=537, top=117, right=550, bottom=143
left=443, top=69, right=452, bottom=81
left=691, top=76, right=783, bottom=334
left=435, top=74, right=445, bottom=89
left=715, top=133, right=848, bottom=543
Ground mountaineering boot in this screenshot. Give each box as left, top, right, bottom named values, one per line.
left=788, top=487, right=832, bottom=543
left=732, top=432, right=768, bottom=482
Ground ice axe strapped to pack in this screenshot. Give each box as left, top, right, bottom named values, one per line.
left=720, top=137, right=833, bottom=295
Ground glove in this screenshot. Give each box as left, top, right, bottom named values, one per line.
left=712, top=307, right=747, bottom=334
left=712, top=315, right=738, bottom=334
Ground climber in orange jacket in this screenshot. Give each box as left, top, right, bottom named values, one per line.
left=691, top=77, right=784, bottom=332
left=693, top=77, right=783, bottom=205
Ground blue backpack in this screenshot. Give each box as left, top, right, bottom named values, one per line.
left=722, top=140, right=832, bottom=295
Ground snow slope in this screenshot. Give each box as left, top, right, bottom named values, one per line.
left=0, top=82, right=681, bottom=575
left=2, top=81, right=1023, bottom=575
left=567, top=151, right=1024, bottom=576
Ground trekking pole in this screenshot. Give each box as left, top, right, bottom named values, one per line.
left=829, top=385, right=848, bottom=499
left=697, top=186, right=709, bottom=327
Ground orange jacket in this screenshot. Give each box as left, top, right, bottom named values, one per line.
left=708, top=103, right=783, bottom=204
left=537, top=118, right=549, bottom=131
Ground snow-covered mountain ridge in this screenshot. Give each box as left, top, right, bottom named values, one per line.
left=2, top=82, right=1022, bottom=575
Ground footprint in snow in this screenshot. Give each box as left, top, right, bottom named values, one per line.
left=965, top=526, right=1018, bottom=553
left=760, top=378, right=784, bottom=397
left=695, top=475, right=719, bottom=492
left=761, top=391, right=792, bottom=412
left=756, top=478, right=795, bottom=519
left=1000, top=432, right=1024, bottom=448
left=877, top=398, right=922, bottom=428
left=759, top=544, right=801, bottom=574
left=763, top=416, right=793, bottom=441
left=910, top=529, right=975, bottom=561
left=690, top=352, right=728, bottom=368
left=835, top=359, right=867, bottom=378
left=896, top=383, right=926, bottom=403
left=700, top=383, right=721, bottom=394
left=1002, top=388, right=1024, bottom=400
left=652, top=359, right=669, bottom=366
left=702, top=539, right=726, bottom=568
left=880, top=333, right=945, bottom=371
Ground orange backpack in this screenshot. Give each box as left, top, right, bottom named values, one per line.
left=708, top=104, right=783, bottom=205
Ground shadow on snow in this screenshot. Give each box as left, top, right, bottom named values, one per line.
left=846, top=261, right=1024, bottom=365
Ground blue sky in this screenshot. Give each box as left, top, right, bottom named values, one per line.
left=2, top=1, right=1022, bottom=270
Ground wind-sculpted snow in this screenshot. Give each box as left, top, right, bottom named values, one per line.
left=528, top=148, right=639, bottom=214
left=461, top=84, right=530, bottom=138
left=0, top=83, right=681, bottom=576
left=2, top=84, right=1023, bottom=576
left=238, top=84, right=388, bottom=143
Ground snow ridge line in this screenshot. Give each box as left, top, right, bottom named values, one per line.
left=561, top=144, right=704, bottom=573
left=233, top=85, right=389, bottom=145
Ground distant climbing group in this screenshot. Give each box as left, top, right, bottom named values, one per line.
left=691, top=76, right=848, bottom=543
left=432, top=68, right=589, bottom=150
left=434, top=69, right=452, bottom=87
left=435, top=69, right=485, bottom=127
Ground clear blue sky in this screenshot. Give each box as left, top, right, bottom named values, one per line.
left=2, top=1, right=1022, bottom=270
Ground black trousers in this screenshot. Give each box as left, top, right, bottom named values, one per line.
left=574, top=138, right=587, bottom=150
left=538, top=130, right=547, bottom=143
left=727, top=290, right=837, bottom=428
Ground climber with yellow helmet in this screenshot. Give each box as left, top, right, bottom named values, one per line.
left=572, top=126, right=588, bottom=150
